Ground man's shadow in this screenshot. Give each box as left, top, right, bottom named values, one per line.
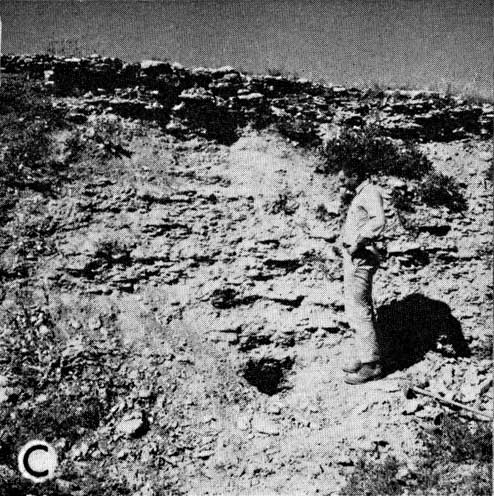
left=376, top=293, right=470, bottom=373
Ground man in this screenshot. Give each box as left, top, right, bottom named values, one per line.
left=339, top=168, right=386, bottom=385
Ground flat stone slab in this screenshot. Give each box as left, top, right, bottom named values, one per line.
left=387, top=241, right=422, bottom=254
left=252, top=414, right=280, bottom=435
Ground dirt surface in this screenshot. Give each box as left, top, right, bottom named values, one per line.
left=0, top=66, right=492, bottom=495
left=3, top=119, right=492, bottom=496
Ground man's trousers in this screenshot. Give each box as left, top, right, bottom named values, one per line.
left=343, top=251, right=380, bottom=363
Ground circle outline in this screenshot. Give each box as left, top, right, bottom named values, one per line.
left=18, top=440, right=57, bottom=483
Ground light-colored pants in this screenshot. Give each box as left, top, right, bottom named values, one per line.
left=343, top=251, right=380, bottom=363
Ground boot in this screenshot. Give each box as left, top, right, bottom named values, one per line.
left=344, top=362, right=383, bottom=385
left=342, top=359, right=362, bottom=373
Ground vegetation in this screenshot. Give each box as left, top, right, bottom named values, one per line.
left=342, top=414, right=492, bottom=496
left=0, top=197, right=56, bottom=282
left=45, top=36, right=104, bottom=61
left=341, top=456, right=403, bottom=496
left=319, top=126, right=467, bottom=212
left=0, top=77, right=131, bottom=224
left=319, top=126, right=432, bottom=179
left=0, top=303, right=126, bottom=454
left=0, top=76, right=66, bottom=194
left=422, top=415, right=492, bottom=464
left=66, top=119, right=132, bottom=164
left=0, top=295, right=137, bottom=494
left=0, top=470, right=132, bottom=496
left=417, top=172, right=467, bottom=212
left=0, top=76, right=69, bottom=278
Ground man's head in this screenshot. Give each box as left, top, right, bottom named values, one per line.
left=338, top=169, right=362, bottom=192
left=338, top=168, right=367, bottom=204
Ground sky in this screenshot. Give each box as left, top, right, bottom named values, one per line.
left=0, top=0, right=492, bottom=95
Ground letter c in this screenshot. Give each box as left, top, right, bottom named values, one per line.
left=22, top=444, right=49, bottom=478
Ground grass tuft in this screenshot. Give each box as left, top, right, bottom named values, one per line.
left=341, top=456, right=403, bottom=496
left=420, top=415, right=492, bottom=464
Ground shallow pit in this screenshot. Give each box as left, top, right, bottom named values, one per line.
left=241, top=355, right=294, bottom=395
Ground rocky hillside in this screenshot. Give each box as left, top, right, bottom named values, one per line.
left=0, top=55, right=492, bottom=495
left=2, top=54, right=493, bottom=144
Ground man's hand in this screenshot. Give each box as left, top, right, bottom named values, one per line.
left=346, top=243, right=360, bottom=256
left=346, top=237, right=368, bottom=256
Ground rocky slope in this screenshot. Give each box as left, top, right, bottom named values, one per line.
left=2, top=54, right=492, bottom=144
left=0, top=55, right=492, bottom=495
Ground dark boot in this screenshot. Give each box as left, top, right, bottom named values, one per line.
left=342, top=359, right=362, bottom=373
left=344, top=362, right=383, bottom=385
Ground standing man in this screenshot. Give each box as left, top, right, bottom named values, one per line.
left=339, top=168, right=386, bottom=385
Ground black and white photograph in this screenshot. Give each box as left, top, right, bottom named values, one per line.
left=0, top=1, right=492, bottom=494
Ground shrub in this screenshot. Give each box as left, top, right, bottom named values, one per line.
left=0, top=76, right=61, bottom=121
left=46, top=37, right=84, bottom=58
left=0, top=299, right=133, bottom=465
left=0, top=76, right=67, bottom=217
left=66, top=119, right=131, bottom=165
left=0, top=467, right=132, bottom=496
left=320, top=126, right=468, bottom=213
left=319, top=126, right=432, bottom=179
left=341, top=456, right=403, bottom=496
left=0, top=197, right=56, bottom=282
left=89, top=119, right=132, bottom=161
left=1, top=119, right=58, bottom=191
left=419, top=415, right=492, bottom=464
left=64, top=127, right=88, bottom=164
left=342, top=415, right=492, bottom=496
left=417, top=172, right=467, bottom=212
left=0, top=476, right=70, bottom=496
left=411, top=415, right=493, bottom=495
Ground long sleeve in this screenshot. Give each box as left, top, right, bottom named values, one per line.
left=357, top=187, right=386, bottom=244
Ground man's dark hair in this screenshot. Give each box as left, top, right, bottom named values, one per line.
left=342, top=164, right=368, bottom=183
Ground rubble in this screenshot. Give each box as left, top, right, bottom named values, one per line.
left=0, top=55, right=490, bottom=495
left=1, top=54, right=491, bottom=143
left=116, top=410, right=149, bottom=438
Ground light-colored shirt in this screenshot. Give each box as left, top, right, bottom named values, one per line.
left=341, top=180, right=386, bottom=248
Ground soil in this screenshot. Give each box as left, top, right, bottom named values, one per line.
left=0, top=63, right=492, bottom=496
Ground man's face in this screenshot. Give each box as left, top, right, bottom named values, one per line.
left=338, top=171, right=359, bottom=193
